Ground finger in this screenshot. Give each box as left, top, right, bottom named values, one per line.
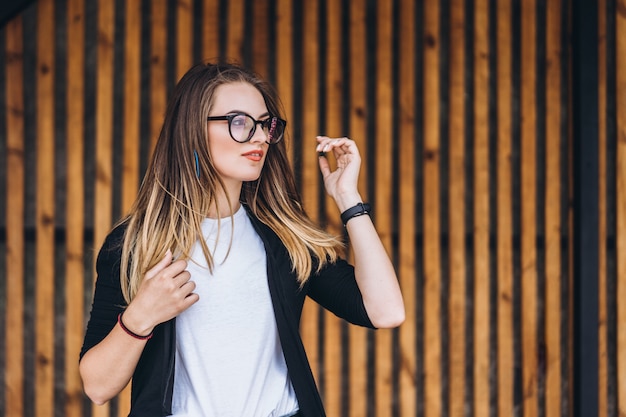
left=180, top=292, right=200, bottom=310
left=316, top=136, right=346, bottom=152
left=145, top=250, right=173, bottom=279
left=318, top=137, right=354, bottom=154
left=178, top=279, right=196, bottom=296
left=318, top=153, right=332, bottom=177
left=172, top=270, right=192, bottom=288
left=316, top=136, right=332, bottom=152
left=166, top=259, right=189, bottom=277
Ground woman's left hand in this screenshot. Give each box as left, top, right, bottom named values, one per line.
left=316, top=136, right=362, bottom=210
left=316, top=136, right=405, bottom=328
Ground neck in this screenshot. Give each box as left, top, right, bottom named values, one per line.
left=207, top=181, right=242, bottom=218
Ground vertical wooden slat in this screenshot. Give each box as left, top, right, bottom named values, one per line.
left=64, top=0, right=85, bottom=415
left=398, top=0, right=417, bottom=414
left=300, top=0, right=321, bottom=387
left=150, top=0, right=167, bottom=151
left=374, top=1, right=394, bottom=414
left=616, top=0, right=626, bottom=414
left=422, top=0, right=442, bottom=415
left=448, top=1, right=467, bottom=416
left=473, top=0, right=490, bottom=415
left=226, top=0, right=245, bottom=61
left=202, top=0, right=219, bottom=61
left=497, top=0, right=514, bottom=414
left=566, top=41, right=575, bottom=417
left=544, top=0, right=562, bottom=415
left=122, top=0, right=141, bottom=213
left=92, top=0, right=115, bottom=415
left=116, top=0, right=142, bottom=414
left=176, top=0, right=193, bottom=81
left=251, top=0, right=270, bottom=78
left=348, top=1, right=369, bottom=415
left=35, top=0, right=56, bottom=415
left=275, top=0, right=293, bottom=164
left=323, top=0, right=343, bottom=413
left=5, top=16, right=25, bottom=417
left=300, top=0, right=320, bottom=220
left=520, top=1, right=538, bottom=416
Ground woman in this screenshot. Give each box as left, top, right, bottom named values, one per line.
left=79, top=62, right=404, bottom=417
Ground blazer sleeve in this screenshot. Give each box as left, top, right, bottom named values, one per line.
left=306, top=258, right=376, bottom=329
left=79, top=223, right=128, bottom=360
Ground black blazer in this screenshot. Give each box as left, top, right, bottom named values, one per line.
left=80, top=207, right=375, bottom=416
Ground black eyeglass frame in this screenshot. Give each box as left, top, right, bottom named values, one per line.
left=206, top=112, right=287, bottom=144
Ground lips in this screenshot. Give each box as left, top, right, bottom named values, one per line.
left=242, top=149, right=264, bottom=162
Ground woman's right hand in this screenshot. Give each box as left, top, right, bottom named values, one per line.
left=121, top=250, right=199, bottom=336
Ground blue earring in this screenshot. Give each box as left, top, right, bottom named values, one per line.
left=194, top=150, right=200, bottom=178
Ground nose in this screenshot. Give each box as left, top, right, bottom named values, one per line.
left=249, top=123, right=269, bottom=144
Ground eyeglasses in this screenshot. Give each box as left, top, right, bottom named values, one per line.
left=207, top=112, right=287, bottom=144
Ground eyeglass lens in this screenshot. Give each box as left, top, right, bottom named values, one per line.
left=229, top=114, right=285, bottom=144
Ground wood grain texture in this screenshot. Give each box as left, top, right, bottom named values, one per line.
left=299, top=0, right=321, bottom=390
left=398, top=0, right=417, bottom=414
left=323, top=0, right=344, bottom=413
left=176, top=0, right=193, bottom=81
left=473, top=1, right=491, bottom=415
left=544, top=0, right=563, bottom=415
left=64, top=0, right=86, bottom=415
left=347, top=2, right=369, bottom=416
left=422, top=0, right=442, bottom=415
left=374, top=1, right=394, bottom=416
left=497, top=2, right=515, bottom=416
left=617, top=0, right=626, bottom=415
left=520, top=0, right=538, bottom=415
left=92, top=0, right=115, bottom=415
left=5, top=15, right=25, bottom=417
left=35, top=0, right=56, bottom=415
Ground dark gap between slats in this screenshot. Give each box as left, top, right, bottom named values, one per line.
left=22, top=5, right=37, bottom=416
left=414, top=1, right=425, bottom=415
left=54, top=0, right=69, bottom=413
left=535, top=1, right=547, bottom=415
left=510, top=1, right=523, bottom=415
left=391, top=0, right=401, bottom=415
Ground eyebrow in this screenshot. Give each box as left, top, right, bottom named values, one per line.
left=225, top=110, right=271, bottom=119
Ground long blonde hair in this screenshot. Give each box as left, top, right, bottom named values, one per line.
left=119, top=62, right=342, bottom=303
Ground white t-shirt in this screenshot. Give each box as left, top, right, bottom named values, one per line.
left=171, top=206, right=299, bottom=417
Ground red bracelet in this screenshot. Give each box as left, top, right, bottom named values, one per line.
left=118, top=312, right=153, bottom=340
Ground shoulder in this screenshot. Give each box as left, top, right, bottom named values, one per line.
left=95, top=220, right=129, bottom=278
left=98, top=220, right=128, bottom=255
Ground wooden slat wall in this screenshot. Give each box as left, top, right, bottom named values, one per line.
left=600, top=1, right=624, bottom=417
left=4, top=14, right=25, bottom=417
left=0, top=1, right=622, bottom=416
left=64, top=0, right=85, bottom=415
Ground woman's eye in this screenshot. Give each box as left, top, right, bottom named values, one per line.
left=231, top=115, right=247, bottom=128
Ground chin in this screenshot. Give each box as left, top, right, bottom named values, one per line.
left=239, top=172, right=263, bottom=182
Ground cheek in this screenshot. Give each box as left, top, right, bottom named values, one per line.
left=207, top=131, right=235, bottom=156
